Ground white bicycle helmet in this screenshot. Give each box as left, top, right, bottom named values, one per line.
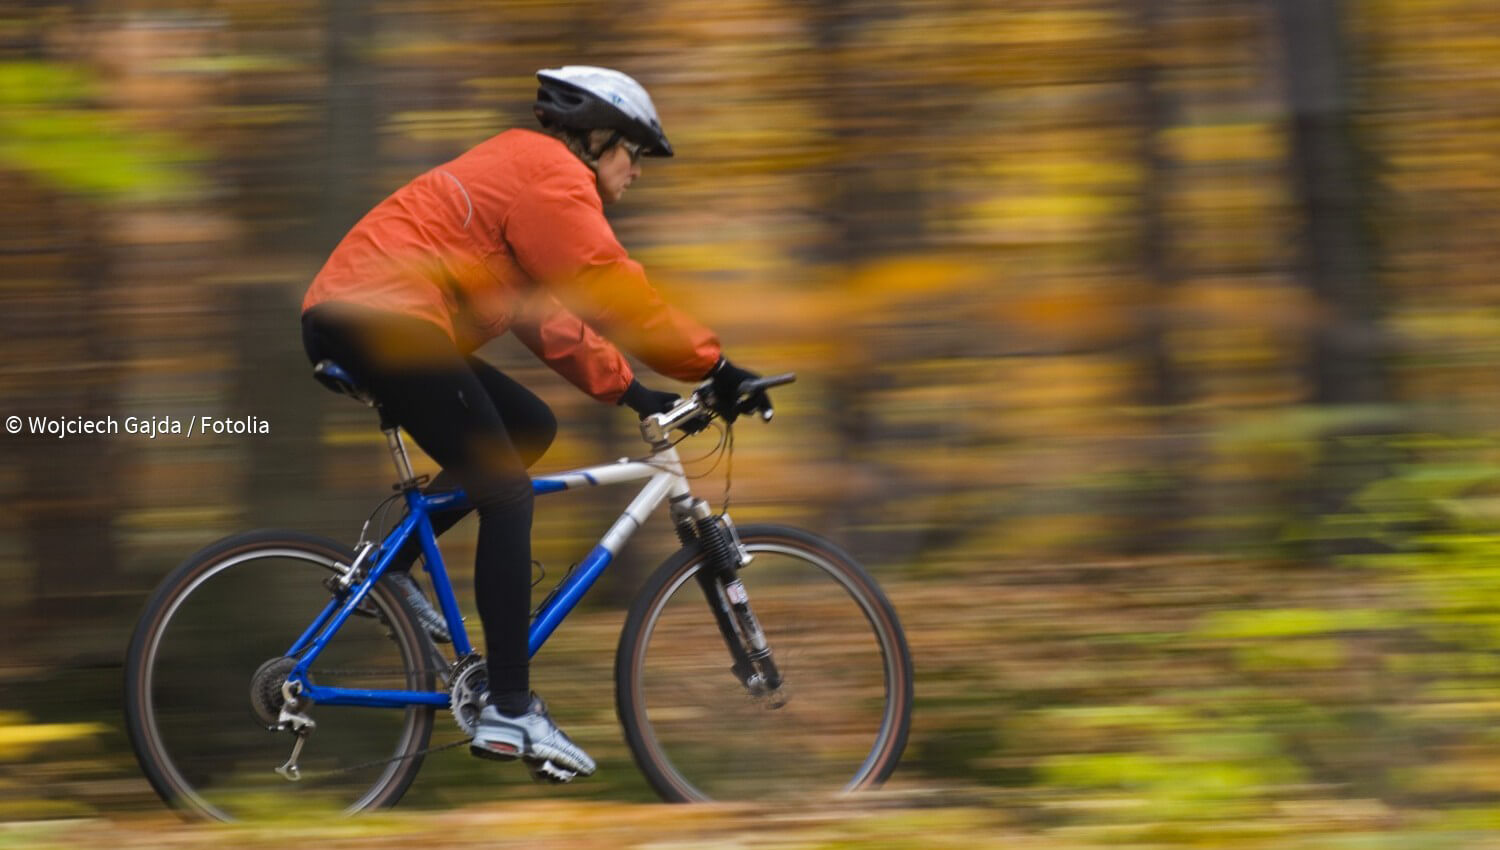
left=534, top=65, right=673, bottom=157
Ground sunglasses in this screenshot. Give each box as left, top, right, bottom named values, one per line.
left=599, top=130, right=644, bottom=164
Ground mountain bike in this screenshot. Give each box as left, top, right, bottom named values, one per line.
left=124, top=362, right=913, bottom=821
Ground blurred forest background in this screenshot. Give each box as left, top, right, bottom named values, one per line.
left=5, top=0, right=1500, bottom=845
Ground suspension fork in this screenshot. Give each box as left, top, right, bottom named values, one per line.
left=675, top=499, right=783, bottom=694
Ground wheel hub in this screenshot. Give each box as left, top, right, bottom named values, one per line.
left=745, top=673, right=790, bottom=709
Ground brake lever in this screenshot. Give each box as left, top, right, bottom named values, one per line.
left=736, top=373, right=792, bottom=424
left=738, top=395, right=774, bottom=423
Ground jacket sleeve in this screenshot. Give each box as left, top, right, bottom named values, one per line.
left=502, top=165, right=722, bottom=384
left=511, top=292, right=636, bottom=403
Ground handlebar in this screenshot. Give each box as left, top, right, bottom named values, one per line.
left=738, top=372, right=798, bottom=397
left=641, top=372, right=797, bottom=444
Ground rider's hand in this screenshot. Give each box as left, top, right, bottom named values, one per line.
left=707, top=356, right=770, bottom=423
left=618, top=379, right=681, bottom=420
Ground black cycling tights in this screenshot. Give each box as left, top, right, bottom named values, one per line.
left=302, top=303, right=557, bottom=709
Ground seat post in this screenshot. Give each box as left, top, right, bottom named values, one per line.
left=384, top=426, right=420, bottom=488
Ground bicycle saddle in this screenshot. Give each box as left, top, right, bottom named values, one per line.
left=312, top=360, right=376, bottom=407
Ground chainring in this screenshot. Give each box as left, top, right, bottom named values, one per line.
left=448, top=654, right=488, bottom=737
left=250, top=655, right=300, bottom=727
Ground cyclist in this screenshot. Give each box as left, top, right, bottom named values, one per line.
left=300, top=65, right=770, bottom=781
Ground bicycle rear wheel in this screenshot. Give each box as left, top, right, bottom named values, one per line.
left=124, top=530, right=436, bottom=821
left=616, top=524, right=913, bottom=802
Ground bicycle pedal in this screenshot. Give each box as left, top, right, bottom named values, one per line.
left=527, top=759, right=577, bottom=784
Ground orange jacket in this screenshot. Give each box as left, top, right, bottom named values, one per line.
left=303, top=129, right=721, bottom=402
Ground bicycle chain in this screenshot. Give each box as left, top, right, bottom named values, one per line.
left=286, top=735, right=473, bottom=783
left=275, top=667, right=468, bottom=782
left=297, top=669, right=421, bottom=679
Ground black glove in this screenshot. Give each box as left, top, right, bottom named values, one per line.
left=707, top=356, right=770, bottom=423
left=618, top=379, right=681, bottom=419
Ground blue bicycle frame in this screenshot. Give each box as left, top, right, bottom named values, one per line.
left=282, top=452, right=693, bottom=710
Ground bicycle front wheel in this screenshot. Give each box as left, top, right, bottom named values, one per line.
left=616, top=524, right=913, bottom=802
left=124, top=530, right=437, bottom=821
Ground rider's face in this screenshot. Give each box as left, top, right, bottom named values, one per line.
left=595, top=140, right=642, bottom=204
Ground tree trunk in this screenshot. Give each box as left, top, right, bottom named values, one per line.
left=1125, top=0, right=1192, bottom=554
left=1270, top=0, right=1394, bottom=557
left=1271, top=0, right=1384, bottom=405
left=322, top=0, right=380, bottom=246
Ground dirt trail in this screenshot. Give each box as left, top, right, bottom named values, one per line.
left=2, top=798, right=1008, bottom=849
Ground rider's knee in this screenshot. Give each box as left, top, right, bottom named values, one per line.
left=465, top=474, right=534, bottom=513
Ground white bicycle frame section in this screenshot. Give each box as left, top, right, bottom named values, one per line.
left=524, top=444, right=701, bottom=654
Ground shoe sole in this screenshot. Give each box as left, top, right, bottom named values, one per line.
left=470, top=741, right=591, bottom=781
left=470, top=740, right=522, bottom=761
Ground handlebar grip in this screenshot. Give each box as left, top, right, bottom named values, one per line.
left=737, top=372, right=796, bottom=396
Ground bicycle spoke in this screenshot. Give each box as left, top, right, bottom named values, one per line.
left=127, top=535, right=435, bottom=821
left=620, top=529, right=912, bottom=802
